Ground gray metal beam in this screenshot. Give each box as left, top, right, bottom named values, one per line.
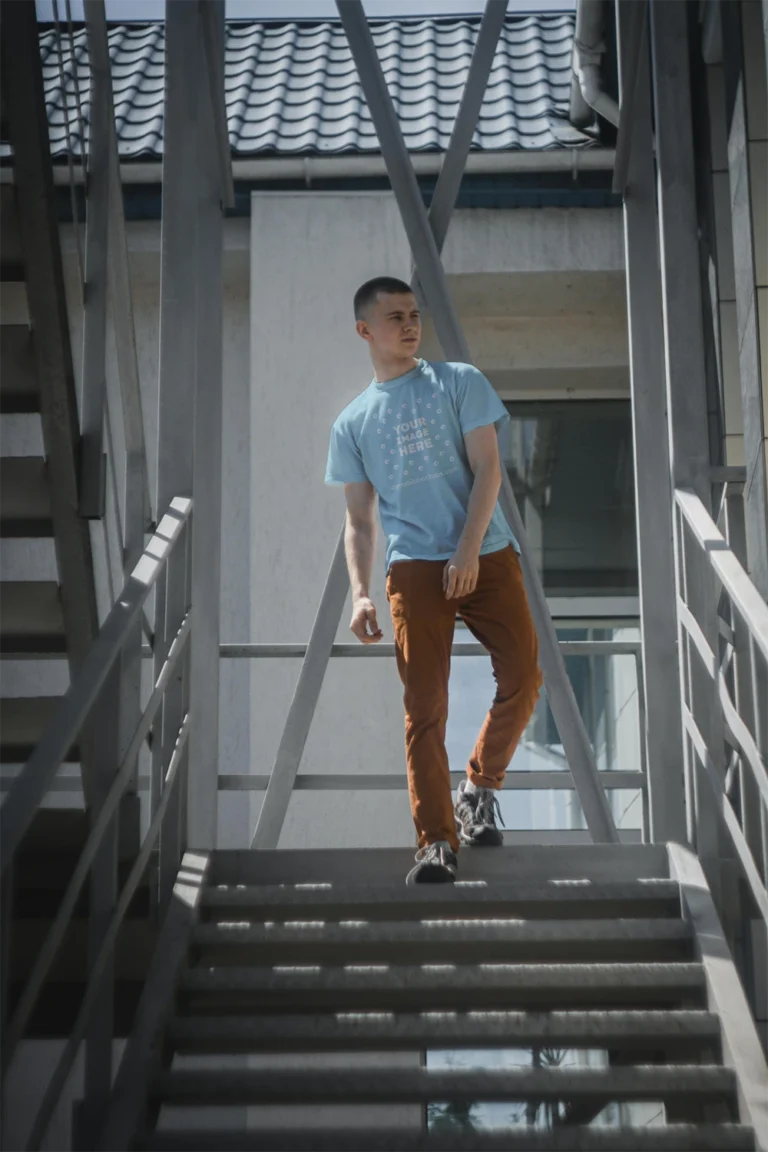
left=720, top=0, right=768, bottom=601
left=79, top=1, right=110, bottom=520
left=156, top=0, right=199, bottom=861
left=649, top=0, right=729, bottom=890
left=187, top=0, right=226, bottom=851
left=616, top=0, right=685, bottom=844
left=413, top=0, right=507, bottom=267
left=251, top=527, right=350, bottom=849
left=337, top=0, right=618, bottom=845
left=198, top=0, right=235, bottom=211
left=612, top=0, right=647, bottom=196
left=649, top=1, right=715, bottom=505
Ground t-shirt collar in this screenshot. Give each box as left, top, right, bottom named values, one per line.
left=372, top=358, right=425, bottom=390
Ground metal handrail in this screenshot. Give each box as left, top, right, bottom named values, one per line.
left=0, top=497, right=193, bottom=1149
left=674, top=487, right=768, bottom=925
left=0, top=498, right=191, bottom=874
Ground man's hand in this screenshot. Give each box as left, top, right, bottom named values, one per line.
left=443, top=547, right=480, bottom=600
left=350, top=596, right=383, bottom=644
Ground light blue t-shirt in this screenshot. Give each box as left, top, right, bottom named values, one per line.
left=325, top=359, right=519, bottom=572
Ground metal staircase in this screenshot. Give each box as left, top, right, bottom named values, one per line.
left=0, top=0, right=99, bottom=783
left=100, top=843, right=765, bottom=1151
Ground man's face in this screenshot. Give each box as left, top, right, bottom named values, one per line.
left=357, top=291, right=422, bottom=357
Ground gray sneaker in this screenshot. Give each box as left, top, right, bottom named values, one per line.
left=454, top=779, right=505, bottom=846
left=405, top=842, right=457, bottom=885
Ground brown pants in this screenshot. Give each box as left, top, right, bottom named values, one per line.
left=386, top=545, right=542, bottom=852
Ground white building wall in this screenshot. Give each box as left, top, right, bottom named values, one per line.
left=248, top=192, right=416, bottom=849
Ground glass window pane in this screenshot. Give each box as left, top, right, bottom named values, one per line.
left=499, top=400, right=637, bottom=596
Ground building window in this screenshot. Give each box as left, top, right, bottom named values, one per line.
left=500, top=400, right=637, bottom=597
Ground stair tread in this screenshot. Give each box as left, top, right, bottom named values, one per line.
left=154, top=1063, right=736, bottom=1105
left=193, top=918, right=692, bottom=965
left=0, top=696, right=77, bottom=761
left=139, top=1125, right=756, bottom=1152
left=195, top=919, right=691, bottom=943
left=169, top=1008, right=722, bottom=1053
left=0, top=325, right=38, bottom=412
left=201, top=879, right=682, bottom=922
left=0, top=457, right=52, bottom=535
left=210, top=845, right=670, bottom=887
left=181, top=961, right=706, bottom=1011
left=0, top=580, right=65, bottom=652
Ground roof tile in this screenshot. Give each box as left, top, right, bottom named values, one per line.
left=19, top=13, right=588, bottom=161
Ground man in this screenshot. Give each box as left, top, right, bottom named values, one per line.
left=325, top=276, right=542, bottom=884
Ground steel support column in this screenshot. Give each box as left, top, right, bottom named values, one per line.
left=187, top=0, right=227, bottom=851
left=155, top=0, right=200, bottom=875
left=79, top=7, right=109, bottom=521
left=611, top=0, right=647, bottom=196
left=616, top=0, right=686, bottom=844
left=338, top=0, right=618, bottom=844
left=649, top=0, right=728, bottom=889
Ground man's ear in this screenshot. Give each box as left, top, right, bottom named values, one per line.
left=356, top=319, right=372, bottom=343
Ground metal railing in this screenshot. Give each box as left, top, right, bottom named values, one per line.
left=229, top=635, right=648, bottom=845
left=674, top=485, right=768, bottom=931
left=0, top=499, right=192, bottom=1150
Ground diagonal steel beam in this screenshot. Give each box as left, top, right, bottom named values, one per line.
left=251, top=527, right=350, bottom=849
left=414, top=0, right=508, bottom=271
left=338, top=0, right=618, bottom=844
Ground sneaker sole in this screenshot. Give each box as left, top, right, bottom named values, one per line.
left=405, top=861, right=457, bottom=886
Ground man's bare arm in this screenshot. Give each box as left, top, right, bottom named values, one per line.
left=444, top=424, right=502, bottom=600
left=344, top=480, right=383, bottom=644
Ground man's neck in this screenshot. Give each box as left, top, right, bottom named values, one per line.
left=372, top=352, right=419, bottom=384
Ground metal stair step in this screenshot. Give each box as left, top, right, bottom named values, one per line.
left=210, top=845, right=670, bottom=887
left=0, top=580, right=65, bottom=654
left=0, top=457, right=52, bottom=536
left=200, top=880, right=683, bottom=922
left=0, top=696, right=77, bottom=762
left=192, top=918, right=693, bottom=965
left=151, top=1064, right=737, bottom=1108
left=168, top=1008, right=722, bottom=1057
left=181, top=962, right=706, bottom=1012
left=0, top=325, right=38, bottom=413
left=137, top=1125, right=757, bottom=1152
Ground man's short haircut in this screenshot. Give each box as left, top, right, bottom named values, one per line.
left=354, top=276, right=414, bottom=321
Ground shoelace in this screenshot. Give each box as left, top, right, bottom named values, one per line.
left=414, top=843, right=452, bottom=864
left=475, top=789, right=506, bottom=828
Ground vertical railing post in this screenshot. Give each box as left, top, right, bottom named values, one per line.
left=77, top=664, right=121, bottom=1148
left=158, top=526, right=187, bottom=915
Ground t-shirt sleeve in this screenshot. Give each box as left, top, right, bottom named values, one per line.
left=452, top=363, right=509, bottom=435
left=324, top=418, right=369, bottom=486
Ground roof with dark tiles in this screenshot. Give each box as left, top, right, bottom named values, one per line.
left=20, top=14, right=589, bottom=161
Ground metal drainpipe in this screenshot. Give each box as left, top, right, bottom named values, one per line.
left=570, top=0, right=620, bottom=129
